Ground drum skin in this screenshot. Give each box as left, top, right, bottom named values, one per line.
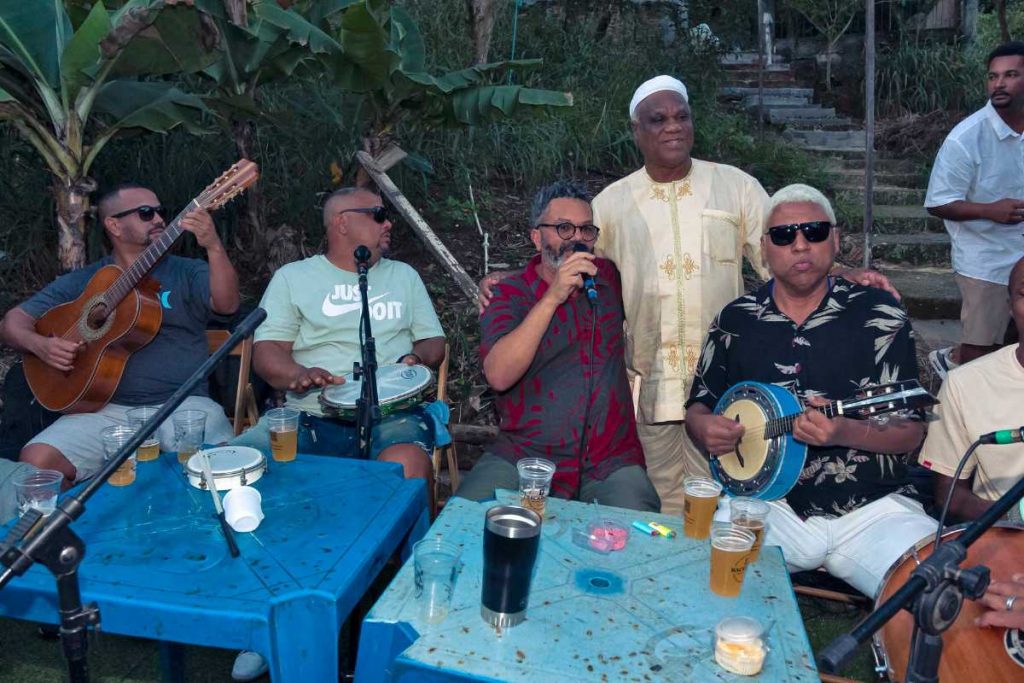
left=319, top=363, right=433, bottom=420
left=876, top=525, right=1024, bottom=681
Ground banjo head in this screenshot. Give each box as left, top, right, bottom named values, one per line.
left=711, top=381, right=805, bottom=500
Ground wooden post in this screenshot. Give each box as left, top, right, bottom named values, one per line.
left=863, top=0, right=876, bottom=269
left=757, top=0, right=765, bottom=141
left=356, top=151, right=480, bottom=301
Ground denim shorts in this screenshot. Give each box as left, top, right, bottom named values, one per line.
left=232, top=406, right=434, bottom=460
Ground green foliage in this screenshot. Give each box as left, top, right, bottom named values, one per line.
left=876, top=38, right=985, bottom=117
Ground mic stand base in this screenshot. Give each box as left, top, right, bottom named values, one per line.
left=43, top=523, right=100, bottom=683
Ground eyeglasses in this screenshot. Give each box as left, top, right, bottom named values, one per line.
left=338, top=206, right=389, bottom=224
left=536, top=222, right=601, bottom=242
left=111, top=205, right=168, bottom=222
left=767, top=221, right=833, bottom=246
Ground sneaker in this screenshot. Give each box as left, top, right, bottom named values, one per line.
left=928, top=346, right=958, bottom=381
left=232, top=651, right=268, bottom=681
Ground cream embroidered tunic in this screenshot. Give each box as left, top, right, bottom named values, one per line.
left=592, top=160, right=769, bottom=424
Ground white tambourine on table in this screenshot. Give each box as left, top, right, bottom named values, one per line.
left=184, top=446, right=266, bottom=491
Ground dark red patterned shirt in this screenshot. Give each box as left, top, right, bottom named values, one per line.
left=480, top=254, right=645, bottom=498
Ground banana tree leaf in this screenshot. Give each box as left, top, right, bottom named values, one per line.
left=61, top=1, right=112, bottom=100
left=249, top=0, right=342, bottom=55
left=0, top=83, right=13, bottom=102
left=0, top=0, right=72, bottom=89
left=389, top=6, right=423, bottom=75
left=93, top=80, right=210, bottom=134
left=329, top=2, right=395, bottom=92
left=307, top=0, right=382, bottom=27
left=105, top=0, right=220, bottom=78
left=448, top=84, right=572, bottom=125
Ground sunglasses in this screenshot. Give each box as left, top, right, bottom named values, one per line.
left=111, top=205, right=168, bottom=222
left=537, top=222, right=601, bottom=242
left=338, top=206, right=389, bottom=224
left=767, top=221, right=833, bottom=246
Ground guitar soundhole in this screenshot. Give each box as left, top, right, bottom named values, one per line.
left=77, top=295, right=115, bottom=342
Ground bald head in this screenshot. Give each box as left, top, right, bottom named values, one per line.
left=322, top=187, right=379, bottom=230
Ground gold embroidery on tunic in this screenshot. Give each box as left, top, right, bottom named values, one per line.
left=650, top=180, right=692, bottom=202
left=685, top=345, right=699, bottom=374
left=680, top=252, right=699, bottom=280
left=667, top=344, right=681, bottom=372
left=660, top=255, right=676, bottom=279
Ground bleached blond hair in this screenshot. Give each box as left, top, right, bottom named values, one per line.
left=766, top=184, right=837, bottom=231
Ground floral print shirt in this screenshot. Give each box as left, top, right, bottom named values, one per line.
left=686, top=277, right=922, bottom=518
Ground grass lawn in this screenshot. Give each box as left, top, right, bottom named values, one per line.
left=0, top=594, right=879, bottom=682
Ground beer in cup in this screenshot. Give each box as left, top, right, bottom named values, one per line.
left=266, top=407, right=300, bottom=462
left=101, top=425, right=138, bottom=487
left=729, top=497, right=770, bottom=563
left=517, top=458, right=555, bottom=519
left=709, top=524, right=755, bottom=597
left=126, top=406, right=161, bottom=461
left=172, top=409, right=206, bottom=464
left=683, top=476, right=722, bottom=540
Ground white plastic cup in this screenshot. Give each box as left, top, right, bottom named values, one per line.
left=223, top=486, right=264, bottom=532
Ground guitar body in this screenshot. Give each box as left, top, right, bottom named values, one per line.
left=24, top=265, right=162, bottom=413
left=712, top=382, right=806, bottom=500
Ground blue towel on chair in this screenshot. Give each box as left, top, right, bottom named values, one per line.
left=422, top=401, right=452, bottom=447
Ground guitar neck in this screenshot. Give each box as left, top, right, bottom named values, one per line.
left=102, top=203, right=196, bottom=308
left=764, top=400, right=843, bottom=439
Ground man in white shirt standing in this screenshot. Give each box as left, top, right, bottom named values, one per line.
left=925, top=41, right=1024, bottom=378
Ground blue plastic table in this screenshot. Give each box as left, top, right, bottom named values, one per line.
left=0, top=452, right=429, bottom=682
left=357, top=493, right=819, bottom=681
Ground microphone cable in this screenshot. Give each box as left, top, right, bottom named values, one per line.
left=574, top=290, right=598, bottom=501
left=931, top=439, right=983, bottom=549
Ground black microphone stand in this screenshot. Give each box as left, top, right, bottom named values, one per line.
left=818, top=463, right=1024, bottom=681
left=352, top=246, right=380, bottom=460
left=0, top=307, right=267, bottom=683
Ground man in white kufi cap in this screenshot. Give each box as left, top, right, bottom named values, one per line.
left=591, top=75, right=891, bottom=515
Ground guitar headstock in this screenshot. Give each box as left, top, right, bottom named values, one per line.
left=844, top=380, right=938, bottom=418
left=196, top=160, right=260, bottom=211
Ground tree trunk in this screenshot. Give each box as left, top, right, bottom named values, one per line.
left=996, top=0, right=1010, bottom=42
left=230, top=119, right=265, bottom=248
left=466, top=0, right=501, bottom=65
left=54, top=177, right=89, bottom=272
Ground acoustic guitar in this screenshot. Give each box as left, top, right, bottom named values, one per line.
left=24, top=160, right=259, bottom=413
left=710, top=380, right=938, bottom=500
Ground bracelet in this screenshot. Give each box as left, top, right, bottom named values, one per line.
left=399, top=353, right=422, bottom=365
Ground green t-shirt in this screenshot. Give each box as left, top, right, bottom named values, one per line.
left=255, top=255, right=444, bottom=415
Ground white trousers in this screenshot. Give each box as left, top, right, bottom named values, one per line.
left=716, top=493, right=938, bottom=597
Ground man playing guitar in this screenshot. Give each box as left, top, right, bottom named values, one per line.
left=0, top=184, right=239, bottom=485
left=685, top=184, right=937, bottom=597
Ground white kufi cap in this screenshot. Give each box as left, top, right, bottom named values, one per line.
left=629, top=75, right=689, bottom=119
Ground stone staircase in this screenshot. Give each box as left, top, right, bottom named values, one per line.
left=718, top=52, right=959, bottom=323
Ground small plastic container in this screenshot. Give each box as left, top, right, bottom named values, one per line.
left=714, top=616, right=767, bottom=676
left=571, top=519, right=630, bottom=554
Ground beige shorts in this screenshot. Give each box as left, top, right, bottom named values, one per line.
left=636, top=421, right=710, bottom=517
left=955, top=274, right=1011, bottom=346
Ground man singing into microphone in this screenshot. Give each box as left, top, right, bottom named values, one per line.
left=919, top=255, right=1024, bottom=524
left=233, top=187, right=445, bottom=480
left=456, top=180, right=660, bottom=511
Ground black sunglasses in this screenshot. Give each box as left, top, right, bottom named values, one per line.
left=111, top=205, right=168, bottom=222
left=536, top=222, right=601, bottom=242
left=338, top=206, right=389, bottom=224
left=767, top=221, right=833, bottom=247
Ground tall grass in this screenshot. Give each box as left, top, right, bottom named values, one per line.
left=876, top=39, right=985, bottom=117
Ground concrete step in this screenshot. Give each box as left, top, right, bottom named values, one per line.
left=722, top=62, right=792, bottom=72
left=720, top=52, right=786, bottom=66
left=835, top=185, right=926, bottom=205
left=875, top=264, right=959, bottom=319
left=825, top=167, right=923, bottom=190
left=866, top=232, right=950, bottom=266
left=773, top=116, right=855, bottom=129
left=719, top=86, right=813, bottom=99
left=832, top=156, right=920, bottom=173
left=766, top=106, right=836, bottom=120
left=872, top=205, right=944, bottom=233
left=723, top=72, right=800, bottom=87
left=742, top=94, right=811, bottom=109
left=785, top=129, right=866, bottom=151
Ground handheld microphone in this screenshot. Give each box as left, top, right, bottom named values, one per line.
left=572, top=243, right=598, bottom=303
left=978, top=427, right=1024, bottom=445
left=354, top=245, right=371, bottom=276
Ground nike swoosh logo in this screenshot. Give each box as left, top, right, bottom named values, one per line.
left=321, top=293, right=389, bottom=317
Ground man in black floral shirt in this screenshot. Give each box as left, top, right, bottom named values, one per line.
left=685, top=184, right=937, bottom=597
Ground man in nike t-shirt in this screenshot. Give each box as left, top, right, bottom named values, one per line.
left=233, top=187, right=445, bottom=482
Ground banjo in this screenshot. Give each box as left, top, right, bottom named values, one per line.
left=711, top=380, right=938, bottom=500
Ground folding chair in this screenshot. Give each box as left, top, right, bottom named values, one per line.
left=431, top=344, right=460, bottom=516
left=206, top=330, right=259, bottom=436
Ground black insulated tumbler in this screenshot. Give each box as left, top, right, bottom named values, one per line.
left=480, top=505, right=542, bottom=628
